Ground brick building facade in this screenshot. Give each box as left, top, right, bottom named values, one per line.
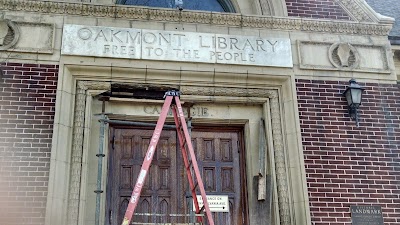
left=286, top=0, right=351, bottom=20
left=297, top=80, right=400, bottom=225
left=0, top=0, right=398, bottom=225
left=0, top=63, right=58, bottom=225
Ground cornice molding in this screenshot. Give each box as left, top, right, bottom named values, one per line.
left=335, top=0, right=373, bottom=22
left=335, top=0, right=395, bottom=23
left=0, top=0, right=392, bottom=36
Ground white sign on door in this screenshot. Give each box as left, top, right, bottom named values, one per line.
left=193, top=195, right=229, bottom=212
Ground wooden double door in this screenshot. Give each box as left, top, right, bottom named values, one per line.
left=107, top=127, right=247, bottom=225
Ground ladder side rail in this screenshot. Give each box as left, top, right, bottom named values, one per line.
left=173, top=96, right=215, bottom=225
left=171, top=106, right=203, bottom=223
left=120, top=96, right=174, bottom=225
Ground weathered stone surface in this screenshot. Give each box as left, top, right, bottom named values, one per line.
left=61, top=24, right=293, bottom=67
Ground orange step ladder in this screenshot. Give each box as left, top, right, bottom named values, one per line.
left=121, top=90, right=215, bottom=225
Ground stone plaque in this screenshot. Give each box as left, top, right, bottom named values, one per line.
left=61, top=24, right=293, bottom=67
left=297, top=41, right=390, bottom=74
left=351, top=206, right=384, bottom=225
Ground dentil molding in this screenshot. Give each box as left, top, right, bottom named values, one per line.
left=0, top=0, right=392, bottom=36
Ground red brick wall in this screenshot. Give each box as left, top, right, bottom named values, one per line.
left=0, top=62, right=58, bottom=225
left=286, top=0, right=352, bottom=20
left=296, top=79, right=400, bottom=225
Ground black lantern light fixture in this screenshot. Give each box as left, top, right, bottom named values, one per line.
left=343, top=79, right=365, bottom=127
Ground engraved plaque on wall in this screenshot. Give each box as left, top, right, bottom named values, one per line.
left=61, top=24, right=293, bottom=67
left=351, top=206, right=384, bottom=225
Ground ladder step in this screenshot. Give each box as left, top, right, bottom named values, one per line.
left=199, top=205, right=205, bottom=213
left=186, top=160, right=193, bottom=170
left=191, top=182, right=199, bottom=192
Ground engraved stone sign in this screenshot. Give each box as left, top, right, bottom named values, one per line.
left=351, top=206, right=384, bottom=225
left=143, top=105, right=210, bottom=117
left=61, top=24, right=293, bottom=67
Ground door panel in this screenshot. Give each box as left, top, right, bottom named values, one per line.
left=109, top=129, right=178, bottom=225
left=189, top=131, right=242, bottom=225
left=107, top=127, right=245, bottom=225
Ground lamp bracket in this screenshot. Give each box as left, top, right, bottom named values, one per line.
left=347, top=105, right=359, bottom=127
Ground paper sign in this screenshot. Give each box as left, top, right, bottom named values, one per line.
left=193, top=195, right=229, bottom=212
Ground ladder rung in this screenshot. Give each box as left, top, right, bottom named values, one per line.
left=134, top=212, right=204, bottom=217
left=199, top=205, right=205, bottom=213
left=186, top=160, right=193, bottom=170
left=191, top=182, right=199, bottom=192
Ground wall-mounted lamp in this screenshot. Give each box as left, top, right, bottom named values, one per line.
left=343, top=79, right=365, bottom=127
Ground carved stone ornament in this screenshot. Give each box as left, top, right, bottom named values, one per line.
left=329, top=43, right=360, bottom=70
left=335, top=0, right=373, bottom=22
left=0, top=19, right=19, bottom=50
left=0, top=0, right=392, bottom=36
left=67, top=81, right=111, bottom=225
left=259, top=0, right=272, bottom=16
